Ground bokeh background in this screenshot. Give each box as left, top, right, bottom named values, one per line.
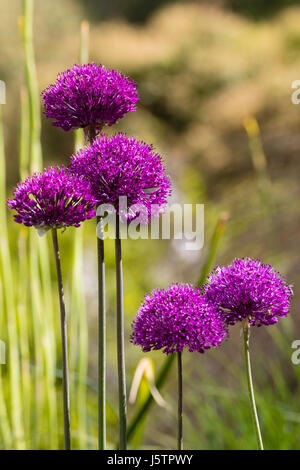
left=1, top=0, right=300, bottom=450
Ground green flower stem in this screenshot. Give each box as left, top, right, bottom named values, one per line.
left=243, top=321, right=264, bottom=450
left=97, top=214, right=106, bottom=449
left=177, top=351, right=183, bottom=450
left=52, top=228, right=71, bottom=450
left=115, top=214, right=127, bottom=449
left=85, top=126, right=107, bottom=450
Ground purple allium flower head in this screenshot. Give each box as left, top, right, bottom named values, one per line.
left=7, top=166, right=96, bottom=232
left=131, top=284, right=227, bottom=355
left=42, top=63, right=138, bottom=132
left=203, top=258, right=293, bottom=327
left=69, top=133, right=171, bottom=222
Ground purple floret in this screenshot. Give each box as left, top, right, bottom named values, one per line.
left=69, top=133, right=171, bottom=223
left=203, top=258, right=293, bottom=327
left=7, top=166, right=96, bottom=230
left=42, top=63, right=138, bottom=131
left=131, top=283, right=227, bottom=355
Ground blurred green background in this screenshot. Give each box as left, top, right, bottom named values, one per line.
left=1, top=0, right=300, bottom=450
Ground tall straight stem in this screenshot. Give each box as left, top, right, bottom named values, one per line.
left=177, top=352, right=183, bottom=450
left=52, top=229, right=71, bottom=450
left=115, top=214, right=127, bottom=449
left=97, top=215, right=106, bottom=449
left=85, top=126, right=106, bottom=449
left=243, top=322, right=263, bottom=450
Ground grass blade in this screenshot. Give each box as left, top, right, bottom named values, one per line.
left=70, top=20, right=90, bottom=449
left=0, top=105, right=25, bottom=449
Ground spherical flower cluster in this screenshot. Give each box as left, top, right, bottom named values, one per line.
left=203, top=258, right=293, bottom=327
left=69, top=133, right=171, bottom=222
left=42, top=63, right=138, bottom=131
left=131, top=284, right=227, bottom=355
left=7, top=166, right=96, bottom=232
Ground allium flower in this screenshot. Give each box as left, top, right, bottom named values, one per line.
left=203, top=258, right=293, bottom=327
left=7, top=166, right=96, bottom=233
left=131, top=284, right=227, bottom=355
left=42, top=63, right=138, bottom=131
left=69, top=133, right=171, bottom=222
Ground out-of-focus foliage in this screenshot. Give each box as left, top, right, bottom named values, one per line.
left=2, top=1, right=300, bottom=185
left=77, top=0, right=300, bottom=23
left=1, top=0, right=300, bottom=450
